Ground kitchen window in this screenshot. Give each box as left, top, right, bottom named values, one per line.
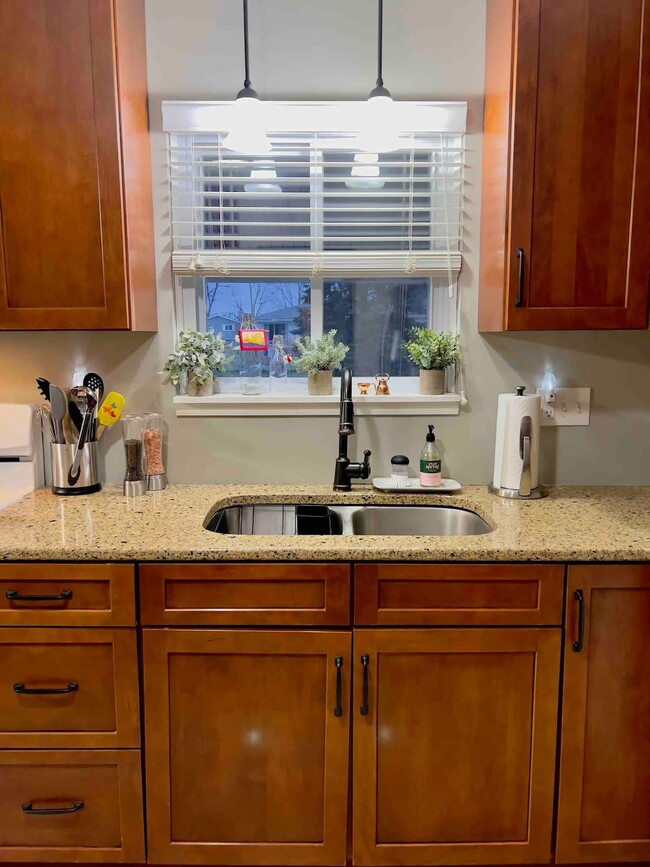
left=165, top=101, right=467, bottom=415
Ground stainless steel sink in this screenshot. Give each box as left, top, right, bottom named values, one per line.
left=349, top=505, right=492, bottom=536
left=204, top=503, right=492, bottom=537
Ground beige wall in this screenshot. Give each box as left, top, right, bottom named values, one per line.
left=1, top=0, right=649, bottom=486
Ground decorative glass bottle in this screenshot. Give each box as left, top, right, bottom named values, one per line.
left=238, top=314, right=264, bottom=395
left=269, top=334, right=288, bottom=392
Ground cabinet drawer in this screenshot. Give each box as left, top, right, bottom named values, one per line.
left=0, top=564, right=135, bottom=626
left=355, top=564, right=564, bottom=626
left=140, top=562, right=351, bottom=626
left=0, top=628, right=140, bottom=748
left=0, top=749, right=144, bottom=863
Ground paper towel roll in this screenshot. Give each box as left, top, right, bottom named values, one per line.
left=492, top=391, right=541, bottom=491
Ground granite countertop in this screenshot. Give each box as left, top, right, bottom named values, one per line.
left=0, top=483, right=648, bottom=562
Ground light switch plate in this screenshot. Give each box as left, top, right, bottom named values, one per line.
left=536, top=387, right=591, bottom=426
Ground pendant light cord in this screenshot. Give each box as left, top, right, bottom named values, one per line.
left=376, top=0, right=384, bottom=88
left=242, top=0, right=251, bottom=88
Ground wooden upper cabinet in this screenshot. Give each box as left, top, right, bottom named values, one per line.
left=480, top=0, right=650, bottom=331
left=556, top=565, right=650, bottom=863
left=143, top=629, right=350, bottom=865
left=353, top=628, right=561, bottom=865
left=0, top=0, right=157, bottom=331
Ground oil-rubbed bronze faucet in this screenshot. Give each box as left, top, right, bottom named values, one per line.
left=333, top=368, right=371, bottom=492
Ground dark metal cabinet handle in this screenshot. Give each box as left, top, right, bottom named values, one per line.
left=14, top=682, right=79, bottom=695
left=572, top=589, right=585, bottom=652
left=6, top=589, right=72, bottom=602
left=334, top=656, right=343, bottom=717
left=515, top=248, right=525, bottom=307
left=22, top=801, right=84, bottom=815
left=360, top=654, right=370, bottom=716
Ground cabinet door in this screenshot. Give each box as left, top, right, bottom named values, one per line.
left=0, top=0, right=156, bottom=330
left=353, top=628, right=561, bottom=865
left=481, top=0, right=650, bottom=330
left=0, top=0, right=127, bottom=329
left=144, top=629, right=350, bottom=865
left=556, top=565, right=650, bottom=863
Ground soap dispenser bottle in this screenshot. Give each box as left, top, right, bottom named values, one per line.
left=420, top=425, right=442, bottom=487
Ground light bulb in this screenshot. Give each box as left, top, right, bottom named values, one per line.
left=223, top=96, right=272, bottom=155
left=244, top=161, right=282, bottom=194
left=345, top=153, right=385, bottom=191
left=541, top=370, right=557, bottom=399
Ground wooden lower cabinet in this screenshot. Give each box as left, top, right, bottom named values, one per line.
left=0, top=628, right=140, bottom=748
left=143, top=628, right=351, bottom=865
left=0, top=749, right=144, bottom=862
left=556, top=565, right=650, bottom=863
left=353, top=628, right=561, bottom=865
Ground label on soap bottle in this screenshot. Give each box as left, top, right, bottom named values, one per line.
left=420, top=459, right=442, bottom=487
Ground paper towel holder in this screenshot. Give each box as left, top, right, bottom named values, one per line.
left=488, top=386, right=548, bottom=500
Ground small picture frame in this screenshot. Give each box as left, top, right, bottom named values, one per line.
left=238, top=329, right=268, bottom=351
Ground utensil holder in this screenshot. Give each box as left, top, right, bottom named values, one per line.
left=51, top=443, right=101, bottom=496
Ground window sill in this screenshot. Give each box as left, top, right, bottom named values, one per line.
left=173, top=392, right=462, bottom=418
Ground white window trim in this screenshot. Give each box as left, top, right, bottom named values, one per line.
left=174, top=377, right=461, bottom=417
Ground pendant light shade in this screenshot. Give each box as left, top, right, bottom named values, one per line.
left=356, top=0, right=402, bottom=153
left=223, top=0, right=271, bottom=155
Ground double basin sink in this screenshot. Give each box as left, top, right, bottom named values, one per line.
left=204, top=503, right=492, bottom=537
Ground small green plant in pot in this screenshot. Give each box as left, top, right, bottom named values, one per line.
left=162, top=329, right=230, bottom=396
left=404, top=329, right=461, bottom=395
left=294, top=330, right=349, bottom=395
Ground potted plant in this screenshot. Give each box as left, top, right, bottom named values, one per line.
left=162, top=329, right=230, bottom=396
left=404, top=329, right=461, bottom=395
left=294, top=330, right=349, bottom=395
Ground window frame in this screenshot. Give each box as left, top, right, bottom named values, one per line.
left=167, top=101, right=465, bottom=416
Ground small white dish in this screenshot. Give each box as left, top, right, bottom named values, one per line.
left=372, top=477, right=462, bottom=493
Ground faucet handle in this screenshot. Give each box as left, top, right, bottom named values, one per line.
left=361, top=449, right=372, bottom=479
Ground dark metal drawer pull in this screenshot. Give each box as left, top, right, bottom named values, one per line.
left=360, top=654, right=370, bottom=716
left=334, top=656, right=343, bottom=717
left=14, top=682, right=79, bottom=695
left=22, top=801, right=84, bottom=815
left=572, top=589, right=585, bottom=653
left=6, top=589, right=72, bottom=602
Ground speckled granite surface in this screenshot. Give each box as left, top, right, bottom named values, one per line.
left=0, top=483, right=648, bottom=562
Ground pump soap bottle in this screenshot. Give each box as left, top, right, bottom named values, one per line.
left=420, top=425, right=442, bottom=487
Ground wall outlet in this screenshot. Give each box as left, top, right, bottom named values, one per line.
left=536, top=387, right=591, bottom=426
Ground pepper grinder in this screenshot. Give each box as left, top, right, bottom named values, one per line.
left=144, top=412, right=167, bottom=492
left=122, top=414, right=147, bottom=497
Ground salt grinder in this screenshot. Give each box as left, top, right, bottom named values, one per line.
left=144, top=412, right=167, bottom=492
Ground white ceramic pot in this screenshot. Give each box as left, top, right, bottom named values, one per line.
left=420, top=368, right=446, bottom=395
left=188, top=372, right=214, bottom=397
left=308, top=370, right=333, bottom=396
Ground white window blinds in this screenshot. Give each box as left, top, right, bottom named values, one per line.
left=163, top=101, right=466, bottom=278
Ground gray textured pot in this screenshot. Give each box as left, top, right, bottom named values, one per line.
left=308, top=370, right=333, bottom=395
left=188, top=372, right=214, bottom=397
left=420, top=368, right=446, bottom=395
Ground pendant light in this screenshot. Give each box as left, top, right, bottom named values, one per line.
left=356, top=0, right=402, bottom=153
left=223, top=0, right=271, bottom=155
